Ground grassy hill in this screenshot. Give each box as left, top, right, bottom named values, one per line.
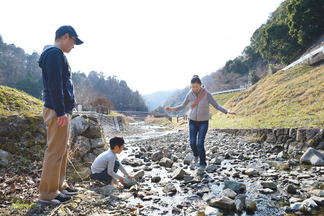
left=0, top=85, right=43, bottom=116
left=210, top=64, right=324, bottom=129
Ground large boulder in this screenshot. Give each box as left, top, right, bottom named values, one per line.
left=300, top=147, right=324, bottom=166
left=90, top=138, right=106, bottom=149
left=209, top=196, right=236, bottom=211
left=124, top=177, right=137, bottom=189
left=183, top=153, right=194, bottom=165
left=151, top=151, right=163, bottom=162
left=298, top=198, right=318, bottom=212
left=0, top=149, right=11, bottom=167
left=72, top=136, right=91, bottom=158
left=68, top=163, right=91, bottom=182
left=133, top=170, right=145, bottom=181
left=224, top=180, right=246, bottom=194
left=70, top=116, right=90, bottom=139
left=82, top=119, right=103, bottom=139
left=159, top=157, right=173, bottom=168
left=172, top=167, right=185, bottom=179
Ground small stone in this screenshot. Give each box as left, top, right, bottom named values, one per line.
left=151, top=151, right=163, bottom=162
left=172, top=167, right=185, bottom=179
left=204, top=206, right=223, bottom=216
left=184, top=153, right=194, bottom=165
left=235, top=199, right=244, bottom=212
left=287, top=185, right=297, bottom=194
left=259, top=188, right=274, bottom=194
left=220, top=188, right=237, bottom=199
left=162, top=183, right=177, bottom=196
left=245, top=168, right=259, bottom=177
left=232, top=172, right=240, bottom=178
left=206, top=164, right=217, bottom=173
left=245, top=197, right=257, bottom=212
left=159, top=157, right=173, bottom=168
left=133, top=170, right=145, bottom=181
left=163, top=149, right=171, bottom=158
left=151, top=176, right=161, bottom=183
left=261, top=181, right=277, bottom=190
left=142, top=196, right=153, bottom=201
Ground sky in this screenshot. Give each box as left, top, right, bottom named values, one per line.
left=0, top=0, right=284, bottom=95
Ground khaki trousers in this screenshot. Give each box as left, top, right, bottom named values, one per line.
left=39, top=107, right=72, bottom=200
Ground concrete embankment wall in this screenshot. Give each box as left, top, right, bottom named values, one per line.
left=96, top=114, right=124, bottom=131
left=211, top=128, right=324, bottom=152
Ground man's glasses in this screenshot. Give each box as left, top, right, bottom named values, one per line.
left=69, top=36, right=77, bottom=44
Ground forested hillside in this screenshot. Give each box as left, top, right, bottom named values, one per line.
left=164, top=0, right=324, bottom=107
left=0, top=36, right=147, bottom=111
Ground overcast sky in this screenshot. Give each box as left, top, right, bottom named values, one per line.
left=0, top=0, right=284, bottom=95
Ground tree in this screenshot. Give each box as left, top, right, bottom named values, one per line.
left=258, top=22, right=301, bottom=64
left=89, top=97, right=115, bottom=113
left=287, top=0, right=324, bottom=46
left=248, top=70, right=259, bottom=85
left=224, top=57, right=249, bottom=74
left=152, top=106, right=167, bottom=114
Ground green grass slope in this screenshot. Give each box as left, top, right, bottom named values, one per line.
left=0, top=85, right=43, bottom=116
left=210, top=65, right=324, bottom=129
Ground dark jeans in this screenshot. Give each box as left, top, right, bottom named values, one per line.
left=91, top=161, right=120, bottom=183
left=189, top=119, right=209, bottom=166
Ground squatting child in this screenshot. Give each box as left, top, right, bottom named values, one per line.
left=91, top=137, right=133, bottom=187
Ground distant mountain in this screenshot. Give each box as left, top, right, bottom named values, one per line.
left=143, top=89, right=179, bottom=111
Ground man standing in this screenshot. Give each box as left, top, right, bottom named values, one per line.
left=38, top=25, right=83, bottom=204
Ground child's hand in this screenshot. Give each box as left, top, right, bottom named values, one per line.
left=119, top=177, right=125, bottom=185
left=127, top=174, right=134, bottom=179
left=110, top=181, right=119, bottom=188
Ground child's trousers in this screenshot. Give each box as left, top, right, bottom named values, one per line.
left=91, top=161, right=120, bottom=182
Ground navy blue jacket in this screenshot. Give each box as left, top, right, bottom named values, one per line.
left=38, top=45, right=76, bottom=117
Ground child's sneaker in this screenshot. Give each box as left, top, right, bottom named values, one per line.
left=39, top=193, right=72, bottom=204
left=61, top=187, right=79, bottom=195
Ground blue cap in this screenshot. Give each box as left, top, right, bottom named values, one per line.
left=56, top=25, right=83, bottom=45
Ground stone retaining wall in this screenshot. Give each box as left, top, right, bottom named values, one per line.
left=211, top=128, right=324, bottom=151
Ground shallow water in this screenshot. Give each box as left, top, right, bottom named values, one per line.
left=123, top=122, right=178, bottom=143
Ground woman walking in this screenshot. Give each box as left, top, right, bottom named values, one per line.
left=166, top=75, right=236, bottom=172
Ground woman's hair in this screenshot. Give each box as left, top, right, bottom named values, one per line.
left=191, top=75, right=202, bottom=84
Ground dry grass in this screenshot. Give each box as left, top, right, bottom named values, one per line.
left=0, top=85, right=43, bottom=116
left=210, top=65, right=324, bottom=129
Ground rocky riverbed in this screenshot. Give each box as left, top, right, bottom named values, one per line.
left=2, top=121, right=324, bottom=216
left=91, top=127, right=324, bottom=216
